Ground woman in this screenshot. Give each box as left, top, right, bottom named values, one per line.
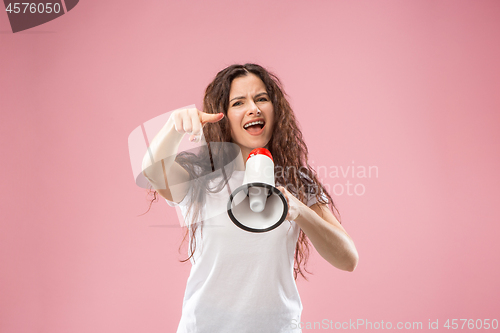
left=142, top=63, right=358, bottom=332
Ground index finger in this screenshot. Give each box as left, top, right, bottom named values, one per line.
left=200, top=112, right=224, bottom=125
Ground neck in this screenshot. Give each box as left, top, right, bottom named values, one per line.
left=235, top=145, right=270, bottom=170
left=236, top=145, right=251, bottom=170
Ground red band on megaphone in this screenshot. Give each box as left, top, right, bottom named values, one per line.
left=247, top=148, right=273, bottom=162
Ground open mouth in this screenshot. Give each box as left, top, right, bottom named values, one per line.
left=243, top=120, right=265, bottom=135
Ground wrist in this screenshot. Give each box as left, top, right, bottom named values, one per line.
left=292, top=202, right=311, bottom=224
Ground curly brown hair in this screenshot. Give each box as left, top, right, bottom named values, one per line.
left=146, top=63, right=340, bottom=279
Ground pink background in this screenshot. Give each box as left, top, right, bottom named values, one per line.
left=1, top=1, right=499, bottom=332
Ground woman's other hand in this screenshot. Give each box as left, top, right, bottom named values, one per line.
left=277, top=186, right=306, bottom=221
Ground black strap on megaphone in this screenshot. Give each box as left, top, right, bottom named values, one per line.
left=227, top=183, right=288, bottom=233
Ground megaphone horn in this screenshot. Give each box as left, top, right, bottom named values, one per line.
left=227, top=148, right=288, bottom=233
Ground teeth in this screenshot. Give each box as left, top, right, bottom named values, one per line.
left=244, top=120, right=264, bottom=129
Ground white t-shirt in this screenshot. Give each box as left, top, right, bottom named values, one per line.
left=166, top=170, right=320, bottom=333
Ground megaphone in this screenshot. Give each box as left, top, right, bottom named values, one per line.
left=227, top=148, right=288, bottom=233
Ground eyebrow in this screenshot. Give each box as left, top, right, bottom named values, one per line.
left=229, top=92, right=269, bottom=103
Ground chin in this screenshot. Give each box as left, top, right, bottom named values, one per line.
left=250, top=139, right=270, bottom=150
left=233, top=133, right=272, bottom=153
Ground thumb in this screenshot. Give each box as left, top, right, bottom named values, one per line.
left=277, top=186, right=287, bottom=196
left=200, top=112, right=224, bottom=125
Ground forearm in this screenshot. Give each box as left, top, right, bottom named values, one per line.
left=142, top=117, right=186, bottom=189
left=295, top=206, right=359, bottom=272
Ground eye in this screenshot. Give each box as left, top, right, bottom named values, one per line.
left=257, top=97, right=269, bottom=102
left=232, top=101, right=242, bottom=107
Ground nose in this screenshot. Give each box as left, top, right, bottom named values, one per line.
left=247, top=101, right=261, bottom=116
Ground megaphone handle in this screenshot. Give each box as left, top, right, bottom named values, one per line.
left=243, top=184, right=272, bottom=198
